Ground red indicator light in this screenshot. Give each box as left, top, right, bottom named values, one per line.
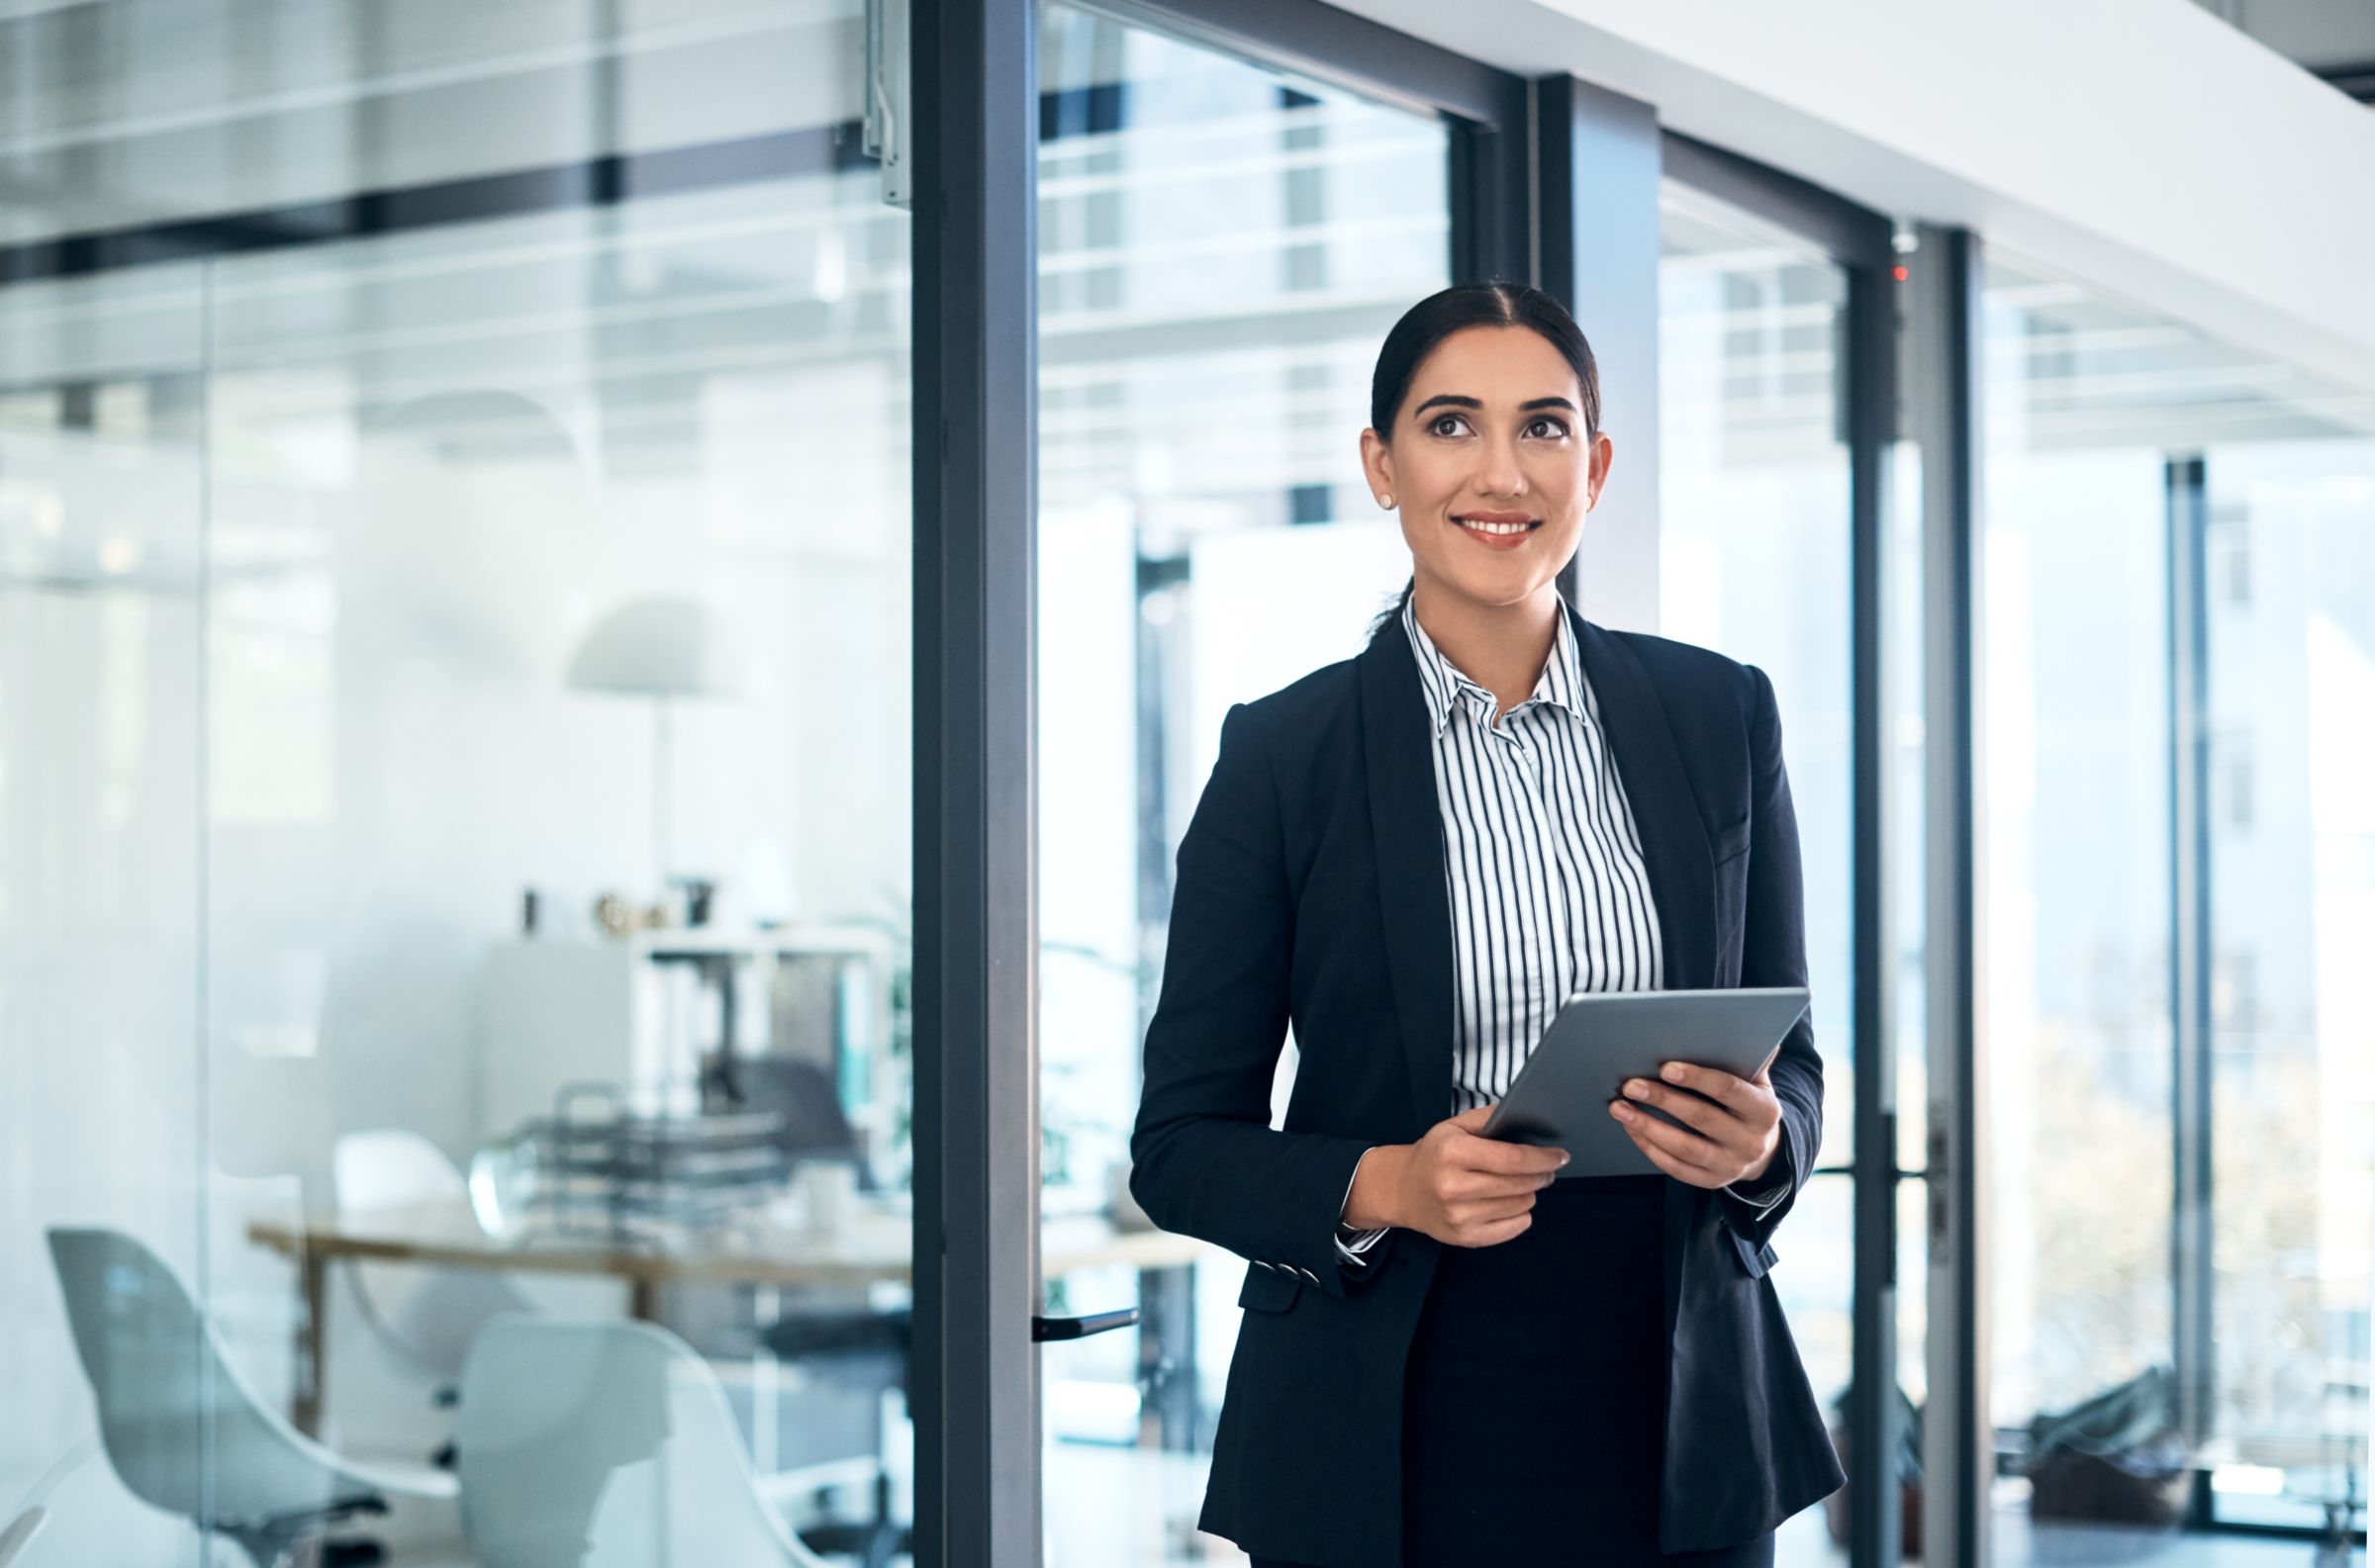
left=1892, top=263, right=1910, bottom=282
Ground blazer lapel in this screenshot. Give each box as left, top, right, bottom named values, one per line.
left=1572, top=606, right=1718, bottom=1337
left=1572, top=608, right=1715, bottom=991
left=1359, top=615, right=1457, bottom=1136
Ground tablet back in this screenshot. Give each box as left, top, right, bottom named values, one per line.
left=1479, top=987, right=1811, bottom=1178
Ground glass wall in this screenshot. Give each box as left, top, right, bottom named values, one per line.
left=1032, top=10, right=1451, bottom=1561
left=1982, top=258, right=2179, bottom=1525
left=1981, top=249, right=2375, bottom=1555
left=1657, top=177, right=1858, bottom=1564
left=2201, top=441, right=2375, bottom=1531
left=1, top=4, right=915, bottom=1564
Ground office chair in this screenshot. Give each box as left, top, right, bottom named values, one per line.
left=0, top=1513, right=42, bottom=1568
left=0, top=1435, right=95, bottom=1568
left=332, top=1130, right=534, bottom=1392
left=47, top=1228, right=456, bottom=1568
left=455, top=1317, right=830, bottom=1568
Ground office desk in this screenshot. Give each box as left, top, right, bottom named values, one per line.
left=247, top=1205, right=1216, bottom=1437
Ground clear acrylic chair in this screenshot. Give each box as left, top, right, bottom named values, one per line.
left=47, top=1228, right=456, bottom=1568
left=456, top=1316, right=829, bottom=1568
left=332, top=1129, right=534, bottom=1387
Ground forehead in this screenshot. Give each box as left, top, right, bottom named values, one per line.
left=1405, top=325, right=1577, bottom=407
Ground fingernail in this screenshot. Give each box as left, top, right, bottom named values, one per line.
left=1557, top=1152, right=1570, bottom=1166
left=1612, top=1102, right=1632, bottom=1120
left=1622, top=1080, right=1649, bottom=1100
left=1662, top=1063, right=1685, bottom=1083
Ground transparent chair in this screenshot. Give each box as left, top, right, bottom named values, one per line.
left=0, top=1435, right=94, bottom=1567
left=456, top=1317, right=828, bottom=1568
left=332, top=1129, right=534, bottom=1387
left=47, top=1228, right=456, bottom=1568
left=0, top=1513, right=42, bottom=1568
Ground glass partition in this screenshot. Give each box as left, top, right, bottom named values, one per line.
left=0, top=266, right=212, bottom=1568
left=1658, top=176, right=1857, bottom=1563
left=2201, top=439, right=2375, bottom=1532
left=1981, top=249, right=2375, bottom=1557
left=1, top=4, right=916, bottom=1564
left=1032, top=10, right=1452, bottom=1560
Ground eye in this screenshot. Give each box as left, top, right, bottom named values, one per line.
left=1428, top=413, right=1471, bottom=438
left=1527, top=415, right=1570, bottom=438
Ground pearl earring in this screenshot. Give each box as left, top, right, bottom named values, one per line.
left=1379, top=493, right=1393, bottom=509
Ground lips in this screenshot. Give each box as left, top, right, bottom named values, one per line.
left=1452, top=512, right=1541, bottom=550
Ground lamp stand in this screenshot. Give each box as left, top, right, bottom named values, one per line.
left=653, top=694, right=674, bottom=890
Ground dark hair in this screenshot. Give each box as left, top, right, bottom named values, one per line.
left=1369, top=281, right=1601, bottom=443
left=1364, top=283, right=1602, bottom=638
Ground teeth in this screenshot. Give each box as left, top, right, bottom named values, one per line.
left=1458, top=517, right=1534, bottom=535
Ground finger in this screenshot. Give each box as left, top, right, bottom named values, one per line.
left=1611, top=1100, right=1727, bottom=1170
left=1446, top=1106, right=1496, bottom=1132
left=1452, top=1132, right=1570, bottom=1176
left=1443, top=1167, right=1559, bottom=1202
left=1455, top=1213, right=1534, bottom=1248
left=1450, top=1193, right=1539, bottom=1226
left=1656, top=1061, right=1770, bottom=1118
left=1616, top=1078, right=1731, bottom=1139
left=1625, top=1128, right=1725, bottom=1189
left=1618, top=1113, right=1729, bottom=1185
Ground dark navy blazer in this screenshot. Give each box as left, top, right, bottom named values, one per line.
left=1128, top=601, right=1847, bottom=1565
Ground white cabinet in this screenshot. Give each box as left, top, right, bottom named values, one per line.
left=472, top=926, right=899, bottom=1158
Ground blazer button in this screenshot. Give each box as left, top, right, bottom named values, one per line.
left=1296, top=1265, right=1320, bottom=1284
left=1253, top=1259, right=1273, bottom=1270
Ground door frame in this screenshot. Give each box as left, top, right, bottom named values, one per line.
left=1657, top=131, right=1911, bottom=1568
left=906, top=1, right=1535, bottom=1562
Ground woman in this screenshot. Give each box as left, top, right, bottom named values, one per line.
left=1128, top=283, right=1845, bottom=1567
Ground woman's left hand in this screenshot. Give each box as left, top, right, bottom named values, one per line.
left=1609, top=1061, right=1781, bottom=1189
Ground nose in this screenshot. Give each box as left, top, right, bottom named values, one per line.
left=1473, top=428, right=1525, bottom=500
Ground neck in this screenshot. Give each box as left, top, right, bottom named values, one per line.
left=1408, top=577, right=1564, bottom=720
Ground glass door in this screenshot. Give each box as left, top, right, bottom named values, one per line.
left=1657, top=180, right=1860, bottom=1565
left=1027, top=8, right=1485, bottom=1561
left=1657, top=165, right=1913, bottom=1568
left=2, top=6, right=917, bottom=1565
left=1978, top=248, right=2375, bottom=1561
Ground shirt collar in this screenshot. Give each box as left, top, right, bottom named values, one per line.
left=1400, top=593, right=1589, bottom=736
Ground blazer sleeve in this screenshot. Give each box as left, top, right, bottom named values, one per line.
left=1128, top=701, right=1378, bottom=1298
left=1720, top=662, right=1825, bottom=1253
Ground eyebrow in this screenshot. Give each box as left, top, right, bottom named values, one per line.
left=1411, top=394, right=1578, bottom=416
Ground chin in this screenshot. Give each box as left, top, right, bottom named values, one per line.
left=1436, top=560, right=1555, bottom=607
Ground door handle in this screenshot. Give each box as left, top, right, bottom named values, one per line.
left=1031, top=1308, right=1139, bottom=1341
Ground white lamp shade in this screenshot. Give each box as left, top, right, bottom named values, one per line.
left=564, top=596, right=749, bottom=698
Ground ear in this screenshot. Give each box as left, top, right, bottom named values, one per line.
left=1583, top=430, right=1615, bottom=510
left=1359, top=427, right=1393, bottom=504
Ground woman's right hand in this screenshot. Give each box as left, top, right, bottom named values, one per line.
left=1343, top=1106, right=1568, bottom=1247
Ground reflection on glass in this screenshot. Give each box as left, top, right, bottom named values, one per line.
left=1983, top=257, right=2180, bottom=1550
left=2, top=2, right=915, bottom=1563
left=1, top=263, right=209, bottom=1563
left=1034, top=9, right=1450, bottom=1561
left=1658, top=177, right=1855, bottom=1562
left=1981, top=250, right=2375, bottom=1553
left=2202, top=440, right=2375, bottom=1530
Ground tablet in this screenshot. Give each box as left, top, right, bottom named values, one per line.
left=1478, top=987, right=1811, bottom=1178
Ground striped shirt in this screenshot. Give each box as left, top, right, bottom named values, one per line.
left=1405, top=594, right=1664, bottom=1110
left=1333, top=596, right=1664, bottom=1261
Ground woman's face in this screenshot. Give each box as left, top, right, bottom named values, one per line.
left=1359, top=324, right=1613, bottom=611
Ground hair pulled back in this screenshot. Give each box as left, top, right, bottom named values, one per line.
left=1369, top=282, right=1600, bottom=443
left=1365, top=283, right=1601, bottom=637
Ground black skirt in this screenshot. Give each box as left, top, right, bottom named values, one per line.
left=1299, top=1172, right=1773, bottom=1568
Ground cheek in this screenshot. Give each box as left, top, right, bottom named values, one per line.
left=1397, top=513, right=1432, bottom=556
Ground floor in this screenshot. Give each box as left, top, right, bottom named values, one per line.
left=337, top=1444, right=2374, bottom=1568
left=1034, top=1444, right=2364, bottom=1568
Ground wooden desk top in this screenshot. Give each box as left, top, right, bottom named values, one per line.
left=247, top=1204, right=1215, bottom=1289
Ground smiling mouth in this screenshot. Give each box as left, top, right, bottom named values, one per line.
left=1452, top=514, right=1542, bottom=536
